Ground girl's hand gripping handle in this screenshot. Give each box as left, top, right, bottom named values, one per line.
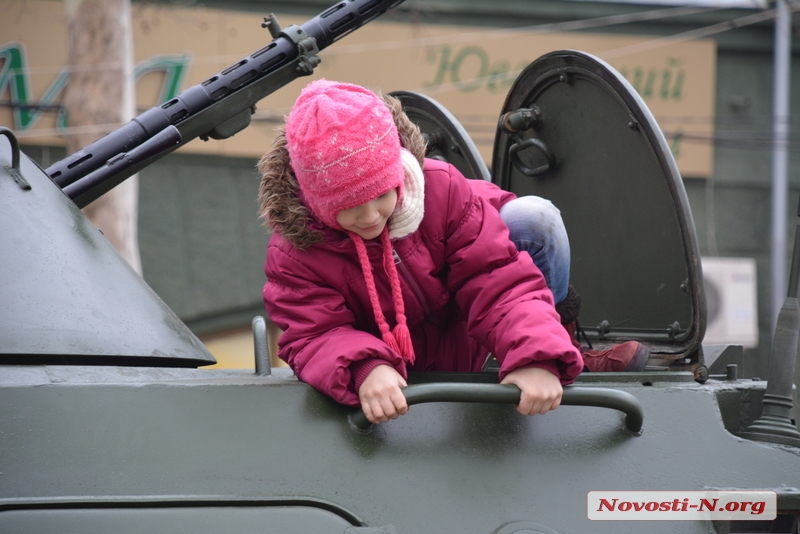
left=500, top=366, right=563, bottom=416
left=359, top=364, right=409, bottom=424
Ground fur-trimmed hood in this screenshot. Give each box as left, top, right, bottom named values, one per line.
left=257, top=92, right=427, bottom=249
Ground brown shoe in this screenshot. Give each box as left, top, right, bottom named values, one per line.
left=563, top=320, right=649, bottom=372
left=580, top=341, right=649, bottom=372
left=557, top=286, right=649, bottom=372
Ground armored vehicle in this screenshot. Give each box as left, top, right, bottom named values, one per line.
left=1, top=1, right=799, bottom=532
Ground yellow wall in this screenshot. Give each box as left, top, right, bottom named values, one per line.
left=201, top=323, right=287, bottom=370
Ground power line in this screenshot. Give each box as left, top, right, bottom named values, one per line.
left=0, top=3, right=767, bottom=76
left=328, top=5, right=727, bottom=55
left=600, top=5, right=788, bottom=59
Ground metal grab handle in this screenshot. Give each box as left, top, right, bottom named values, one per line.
left=350, top=383, right=643, bottom=434
left=0, top=127, right=31, bottom=191
left=509, top=137, right=555, bottom=176
left=0, top=127, right=20, bottom=170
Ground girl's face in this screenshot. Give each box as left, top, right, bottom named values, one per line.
left=336, top=188, right=399, bottom=240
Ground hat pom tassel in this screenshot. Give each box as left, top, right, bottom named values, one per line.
left=392, top=323, right=415, bottom=365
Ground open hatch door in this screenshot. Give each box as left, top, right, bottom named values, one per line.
left=389, top=90, right=490, bottom=181
left=491, top=50, right=706, bottom=362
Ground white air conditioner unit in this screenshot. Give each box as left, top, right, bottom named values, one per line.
left=701, top=257, right=758, bottom=348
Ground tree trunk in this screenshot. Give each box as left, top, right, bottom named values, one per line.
left=63, top=0, right=142, bottom=273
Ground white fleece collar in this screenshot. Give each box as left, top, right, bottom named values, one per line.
left=388, top=149, right=425, bottom=239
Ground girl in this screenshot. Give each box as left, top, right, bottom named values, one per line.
left=258, top=79, right=645, bottom=424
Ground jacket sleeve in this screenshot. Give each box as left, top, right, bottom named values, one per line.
left=435, top=165, right=584, bottom=384
left=263, top=240, right=405, bottom=407
left=466, top=178, right=517, bottom=211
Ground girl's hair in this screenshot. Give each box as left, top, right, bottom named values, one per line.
left=257, top=92, right=427, bottom=249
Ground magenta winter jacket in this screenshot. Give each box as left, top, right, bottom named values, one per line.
left=263, top=159, right=583, bottom=407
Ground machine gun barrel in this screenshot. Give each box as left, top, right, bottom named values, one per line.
left=62, top=126, right=182, bottom=204
left=46, top=0, right=406, bottom=208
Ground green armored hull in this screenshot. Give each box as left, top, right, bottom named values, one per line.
left=1, top=366, right=798, bottom=533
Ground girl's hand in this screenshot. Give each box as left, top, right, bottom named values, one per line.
left=359, top=364, right=409, bottom=424
left=500, top=367, right=563, bottom=416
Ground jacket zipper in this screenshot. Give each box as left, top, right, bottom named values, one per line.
left=392, top=247, right=432, bottom=316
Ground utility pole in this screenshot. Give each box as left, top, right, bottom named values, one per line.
left=770, top=0, right=792, bottom=339
left=62, top=0, right=141, bottom=273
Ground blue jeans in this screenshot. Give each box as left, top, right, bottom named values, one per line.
left=499, top=196, right=570, bottom=305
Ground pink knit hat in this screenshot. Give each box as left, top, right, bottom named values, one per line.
left=285, top=79, right=404, bottom=230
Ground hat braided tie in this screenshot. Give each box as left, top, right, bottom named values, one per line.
left=349, top=228, right=416, bottom=364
